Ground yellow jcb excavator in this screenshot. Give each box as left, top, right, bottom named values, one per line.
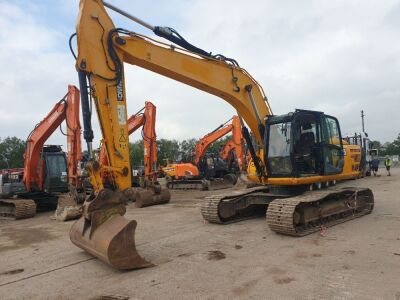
left=70, top=0, right=374, bottom=270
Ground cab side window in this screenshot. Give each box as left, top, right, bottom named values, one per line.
left=322, top=117, right=344, bottom=174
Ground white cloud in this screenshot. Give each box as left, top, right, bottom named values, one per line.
left=0, top=0, right=399, bottom=156
left=181, top=0, right=400, bottom=141
left=0, top=1, right=78, bottom=147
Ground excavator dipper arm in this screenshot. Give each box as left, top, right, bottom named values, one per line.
left=66, top=86, right=82, bottom=188
left=218, top=116, right=245, bottom=171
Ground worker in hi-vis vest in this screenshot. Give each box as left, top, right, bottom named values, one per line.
left=384, top=156, right=392, bottom=176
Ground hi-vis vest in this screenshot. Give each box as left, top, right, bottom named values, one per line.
left=385, top=158, right=392, bottom=167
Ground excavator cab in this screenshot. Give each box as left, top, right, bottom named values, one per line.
left=41, top=146, right=69, bottom=193
left=265, top=109, right=345, bottom=178
left=198, top=153, right=228, bottom=179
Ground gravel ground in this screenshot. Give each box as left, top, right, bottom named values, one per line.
left=0, top=169, right=399, bottom=300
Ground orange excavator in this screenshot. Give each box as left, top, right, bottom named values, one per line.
left=162, top=116, right=241, bottom=190
left=69, top=0, right=373, bottom=270
left=0, top=85, right=83, bottom=219
left=219, top=140, right=245, bottom=173
left=98, top=101, right=170, bottom=207
left=219, top=116, right=246, bottom=173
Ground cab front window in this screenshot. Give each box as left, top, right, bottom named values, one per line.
left=268, top=122, right=292, bottom=175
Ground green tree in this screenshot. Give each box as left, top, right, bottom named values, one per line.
left=384, top=134, right=400, bottom=156
left=179, top=138, right=197, bottom=162
left=0, top=136, right=25, bottom=169
left=157, top=139, right=179, bottom=165
left=207, top=135, right=231, bottom=154
left=370, top=140, right=381, bottom=150
left=129, top=140, right=144, bottom=167
left=180, top=138, right=196, bottom=153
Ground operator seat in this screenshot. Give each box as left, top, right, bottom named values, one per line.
left=294, top=131, right=316, bottom=174
left=296, top=132, right=315, bottom=156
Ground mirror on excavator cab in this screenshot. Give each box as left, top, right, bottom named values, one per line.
left=264, top=109, right=345, bottom=178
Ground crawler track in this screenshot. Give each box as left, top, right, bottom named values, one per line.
left=167, top=179, right=208, bottom=190
left=201, top=186, right=374, bottom=236
left=0, top=199, right=37, bottom=219
left=266, top=187, right=374, bottom=236
left=167, top=178, right=235, bottom=191
left=201, top=186, right=271, bottom=224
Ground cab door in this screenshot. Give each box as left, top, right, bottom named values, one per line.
left=321, top=115, right=344, bottom=175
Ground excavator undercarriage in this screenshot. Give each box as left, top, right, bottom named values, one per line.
left=166, top=173, right=237, bottom=191
left=201, top=185, right=374, bottom=236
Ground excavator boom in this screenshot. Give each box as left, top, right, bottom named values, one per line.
left=1, top=85, right=82, bottom=220
left=23, top=85, right=81, bottom=191
left=194, top=121, right=234, bottom=165
left=71, top=0, right=373, bottom=270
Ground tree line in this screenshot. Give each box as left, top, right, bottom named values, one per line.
left=1, top=133, right=399, bottom=169
left=129, top=136, right=231, bottom=167
left=371, top=134, right=400, bottom=156
left=0, top=135, right=232, bottom=169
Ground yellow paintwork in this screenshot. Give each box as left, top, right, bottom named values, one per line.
left=76, top=0, right=362, bottom=189
left=114, top=37, right=272, bottom=144
left=247, top=144, right=362, bottom=185
left=76, top=0, right=132, bottom=190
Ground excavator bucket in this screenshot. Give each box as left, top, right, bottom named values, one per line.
left=70, top=215, right=152, bottom=269
left=135, top=188, right=171, bottom=208
left=54, top=189, right=85, bottom=221
left=207, top=174, right=238, bottom=191
left=69, top=189, right=153, bottom=270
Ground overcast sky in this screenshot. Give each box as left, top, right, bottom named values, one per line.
left=0, top=0, right=399, bottom=150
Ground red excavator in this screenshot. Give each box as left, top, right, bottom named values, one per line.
left=162, top=116, right=242, bottom=190
left=0, top=85, right=83, bottom=219
left=98, top=101, right=170, bottom=207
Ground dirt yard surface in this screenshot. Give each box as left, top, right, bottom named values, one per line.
left=1, top=169, right=399, bottom=299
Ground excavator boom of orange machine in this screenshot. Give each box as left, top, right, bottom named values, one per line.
left=0, top=85, right=82, bottom=220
